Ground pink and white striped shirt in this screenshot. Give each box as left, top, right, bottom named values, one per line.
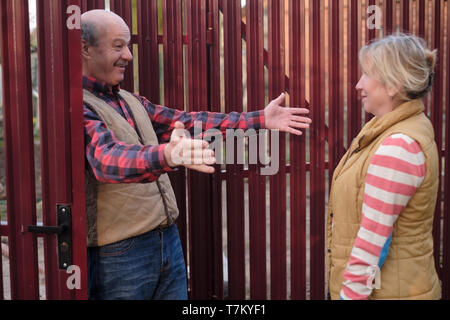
left=340, top=133, right=426, bottom=300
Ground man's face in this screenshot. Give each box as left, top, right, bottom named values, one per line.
left=83, top=21, right=132, bottom=87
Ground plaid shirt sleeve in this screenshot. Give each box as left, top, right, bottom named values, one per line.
left=85, top=95, right=265, bottom=184
left=133, top=94, right=266, bottom=143
left=84, top=104, right=174, bottom=184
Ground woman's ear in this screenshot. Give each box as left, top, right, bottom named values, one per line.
left=386, top=83, right=402, bottom=100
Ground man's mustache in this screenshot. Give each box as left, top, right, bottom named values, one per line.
left=114, top=61, right=129, bottom=67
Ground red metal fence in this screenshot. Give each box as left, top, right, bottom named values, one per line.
left=0, top=0, right=86, bottom=299
left=0, top=0, right=449, bottom=300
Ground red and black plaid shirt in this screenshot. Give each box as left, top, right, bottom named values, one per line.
left=83, top=76, right=265, bottom=183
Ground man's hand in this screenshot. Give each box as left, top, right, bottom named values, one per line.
left=164, top=121, right=216, bottom=174
left=264, top=93, right=311, bottom=135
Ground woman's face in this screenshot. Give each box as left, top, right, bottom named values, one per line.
left=356, top=71, right=395, bottom=118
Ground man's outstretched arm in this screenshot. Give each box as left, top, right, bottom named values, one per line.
left=135, top=92, right=311, bottom=143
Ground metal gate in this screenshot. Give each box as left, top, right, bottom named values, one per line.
left=0, top=0, right=86, bottom=299
left=0, top=0, right=449, bottom=300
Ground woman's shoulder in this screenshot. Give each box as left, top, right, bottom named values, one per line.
left=372, top=133, right=426, bottom=178
left=380, top=133, right=423, bottom=153
left=378, top=133, right=424, bottom=161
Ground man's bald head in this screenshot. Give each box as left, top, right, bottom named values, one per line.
left=81, top=10, right=129, bottom=47
left=81, top=10, right=133, bottom=86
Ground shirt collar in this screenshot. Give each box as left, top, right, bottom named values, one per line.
left=82, top=76, right=121, bottom=95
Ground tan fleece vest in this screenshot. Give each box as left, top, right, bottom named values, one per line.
left=84, top=89, right=179, bottom=247
left=326, top=99, right=441, bottom=300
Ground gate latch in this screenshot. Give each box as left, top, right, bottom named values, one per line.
left=28, top=204, right=72, bottom=270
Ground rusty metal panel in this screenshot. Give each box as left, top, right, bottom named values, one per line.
left=0, top=0, right=40, bottom=300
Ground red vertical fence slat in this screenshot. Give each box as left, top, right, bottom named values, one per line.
left=0, top=0, right=40, bottom=300
left=207, top=0, right=224, bottom=300
left=66, top=0, right=88, bottom=301
left=163, top=0, right=183, bottom=110
left=383, top=0, right=394, bottom=35
left=246, top=0, right=267, bottom=300
left=443, top=0, right=450, bottom=299
left=365, top=0, right=376, bottom=123
left=400, top=0, right=410, bottom=32
left=347, top=0, right=361, bottom=145
left=161, top=0, right=189, bottom=283
left=0, top=2, right=6, bottom=299
left=37, top=0, right=87, bottom=300
left=109, top=0, right=134, bottom=92
left=268, top=0, right=287, bottom=300
left=289, top=0, right=307, bottom=300
left=137, top=0, right=160, bottom=103
left=430, top=0, right=443, bottom=281
left=366, top=0, right=376, bottom=42
left=328, top=0, right=345, bottom=187
left=185, top=0, right=215, bottom=299
left=222, top=0, right=246, bottom=300
left=309, top=0, right=325, bottom=300
left=418, top=0, right=426, bottom=39
left=80, top=0, right=104, bottom=11
left=38, top=0, right=69, bottom=300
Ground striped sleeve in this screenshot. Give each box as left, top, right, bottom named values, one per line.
left=340, top=133, right=426, bottom=300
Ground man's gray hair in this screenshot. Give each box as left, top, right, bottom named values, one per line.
left=81, top=20, right=99, bottom=46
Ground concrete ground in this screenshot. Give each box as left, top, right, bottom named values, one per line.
left=2, top=239, right=46, bottom=300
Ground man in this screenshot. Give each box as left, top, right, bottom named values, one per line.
left=82, top=9, right=311, bottom=300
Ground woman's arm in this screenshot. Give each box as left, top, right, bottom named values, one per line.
left=340, top=133, right=426, bottom=300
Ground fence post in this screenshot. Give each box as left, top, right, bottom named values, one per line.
left=0, top=0, right=40, bottom=300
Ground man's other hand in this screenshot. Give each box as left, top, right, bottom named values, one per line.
left=264, top=93, right=312, bottom=135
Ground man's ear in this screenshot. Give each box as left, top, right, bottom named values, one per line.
left=81, top=39, right=91, bottom=60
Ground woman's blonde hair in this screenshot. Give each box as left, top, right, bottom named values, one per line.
left=359, top=33, right=437, bottom=101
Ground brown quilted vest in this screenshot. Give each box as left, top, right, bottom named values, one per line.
left=84, top=89, right=179, bottom=247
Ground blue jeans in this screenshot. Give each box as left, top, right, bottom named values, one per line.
left=87, top=224, right=188, bottom=300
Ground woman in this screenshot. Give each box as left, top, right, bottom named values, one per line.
left=326, top=34, right=441, bottom=300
